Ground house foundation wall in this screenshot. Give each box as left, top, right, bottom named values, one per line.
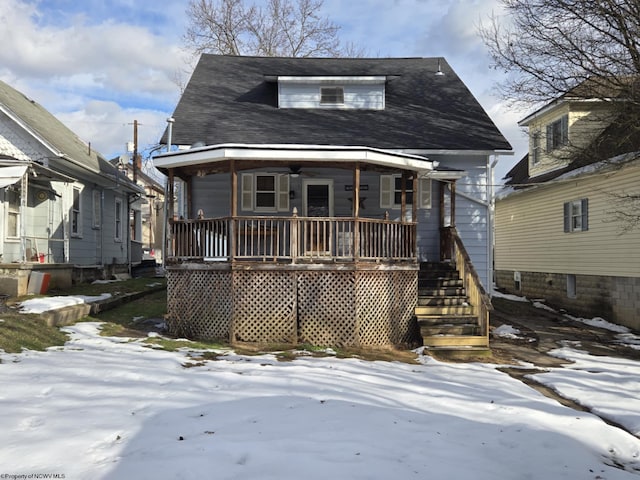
left=166, top=263, right=419, bottom=347
left=0, top=264, right=73, bottom=297
left=495, top=270, right=640, bottom=331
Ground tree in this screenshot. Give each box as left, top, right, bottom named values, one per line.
left=184, top=0, right=361, bottom=58
left=479, top=0, right=640, bottom=107
left=480, top=0, right=640, bottom=229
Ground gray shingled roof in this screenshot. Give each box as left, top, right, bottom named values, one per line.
left=163, top=55, right=512, bottom=152
left=0, top=80, right=105, bottom=173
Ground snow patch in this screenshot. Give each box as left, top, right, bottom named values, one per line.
left=19, top=294, right=112, bottom=314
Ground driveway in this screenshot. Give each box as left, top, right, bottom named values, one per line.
left=489, top=294, right=640, bottom=435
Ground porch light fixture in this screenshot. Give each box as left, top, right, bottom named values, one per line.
left=289, top=165, right=301, bottom=177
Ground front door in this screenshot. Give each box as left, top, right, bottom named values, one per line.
left=303, top=179, right=333, bottom=217
left=303, top=180, right=333, bottom=254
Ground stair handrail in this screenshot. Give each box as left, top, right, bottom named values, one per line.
left=450, top=228, right=493, bottom=337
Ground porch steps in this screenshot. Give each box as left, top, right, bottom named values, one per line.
left=416, top=262, right=489, bottom=356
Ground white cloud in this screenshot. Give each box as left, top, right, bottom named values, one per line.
left=0, top=0, right=185, bottom=158
left=0, top=0, right=526, bottom=168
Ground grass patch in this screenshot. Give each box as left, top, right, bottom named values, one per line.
left=0, top=313, right=68, bottom=354
left=95, top=290, right=167, bottom=327
left=230, top=341, right=419, bottom=364
left=143, top=336, right=227, bottom=352
left=49, top=277, right=166, bottom=297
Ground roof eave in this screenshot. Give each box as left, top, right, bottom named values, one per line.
left=154, top=144, right=434, bottom=175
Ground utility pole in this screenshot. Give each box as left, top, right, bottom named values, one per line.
left=132, top=119, right=138, bottom=184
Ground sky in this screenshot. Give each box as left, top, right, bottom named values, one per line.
left=0, top=0, right=528, bottom=182
left=2, top=290, right=640, bottom=478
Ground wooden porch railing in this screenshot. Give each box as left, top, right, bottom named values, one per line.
left=446, top=227, right=493, bottom=338
left=168, top=215, right=416, bottom=262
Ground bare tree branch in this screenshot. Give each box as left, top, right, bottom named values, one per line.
left=184, top=0, right=359, bottom=58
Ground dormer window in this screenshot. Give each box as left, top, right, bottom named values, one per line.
left=546, top=114, right=568, bottom=152
left=532, top=132, right=541, bottom=165
left=320, top=87, right=344, bottom=105
left=275, top=76, right=386, bottom=110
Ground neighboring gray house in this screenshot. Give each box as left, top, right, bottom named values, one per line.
left=154, top=55, right=512, bottom=350
left=0, top=80, right=144, bottom=296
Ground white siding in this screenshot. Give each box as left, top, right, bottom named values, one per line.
left=278, top=83, right=384, bottom=110
left=495, top=160, right=640, bottom=277
left=526, top=102, right=613, bottom=178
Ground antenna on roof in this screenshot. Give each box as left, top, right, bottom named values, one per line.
left=435, top=59, right=445, bottom=76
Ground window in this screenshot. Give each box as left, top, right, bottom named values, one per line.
left=92, top=190, right=101, bottom=228
left=130, top=209, right=139, bottom=241
left=567, top=274, right=577, bottom=298
left=532, top=132, right=541, bottom=165
left=380, top=175, right=431, bottom=209
left=241, top=173, right=289, bottom=212
left=6, top=187, right=20, bottom=238
left=71, top=186, right=82, bottom=236
left=115, top=198, right=123, bottom=241
left=546, top=114, right=568, bottom=152
left=320, top=87, right=344, bottom=105
left=256, top=175, right=276, bottom=209
left=563, top=199, right=589, bottom=232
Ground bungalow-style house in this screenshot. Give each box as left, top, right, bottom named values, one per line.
left=0, top=80, right=144, bottom=296
left=495, top=83, right=640, bottom=331
left=154, top=55, right=512, bottom=349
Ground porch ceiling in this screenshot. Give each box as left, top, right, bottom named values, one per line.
left=154, top=144, right=434, bottom=177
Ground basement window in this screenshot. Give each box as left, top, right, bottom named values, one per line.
left=567, top=274, right=577, bottom=298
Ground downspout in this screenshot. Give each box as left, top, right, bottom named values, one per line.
left=488, top=155, right=499, bottom=296
left=100, top=189, right=105, bottom=267
left=19, top=172, right=28, bottom=262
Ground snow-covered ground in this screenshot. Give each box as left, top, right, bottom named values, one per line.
left=0, top=316, right=639, bottom=479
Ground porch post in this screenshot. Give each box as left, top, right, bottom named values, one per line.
left=439, top=179, right=458, bottom=261
left=400, top=171, right=408, bottom=220
left=412, top=173, right=418, bottom=256
left=439, top=180, right=447, bottom=261
left=186, top=177, right=193, bottom=219
left=230, top=159, right=237, bottom=261
left=450, top=180, right=457, bottom=227
left=168, top=169, right=175, bottom=220
left=353, top=162, right=360, bottom=260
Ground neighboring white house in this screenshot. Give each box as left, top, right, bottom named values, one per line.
left=495, top=86, right=640, bottom=331
left=0, top=80, right=144, bottom=296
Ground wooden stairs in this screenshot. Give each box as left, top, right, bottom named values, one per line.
left=416, top=262, right=491, bottom=357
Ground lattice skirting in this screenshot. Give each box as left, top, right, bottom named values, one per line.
left=166, top=265, right=418, bottom=347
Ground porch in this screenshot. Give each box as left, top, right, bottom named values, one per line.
left=166, top=213, right=420, bottom=346
left=156, top=144, right=487, bottom=349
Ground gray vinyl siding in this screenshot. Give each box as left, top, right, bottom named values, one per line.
left=64, top=187, right=128, bottom=266
left=428, top=154, right=491, bottom=287
left=190, top=155, right=491, bottom=286
left=278, top=83, right=384, bottom=110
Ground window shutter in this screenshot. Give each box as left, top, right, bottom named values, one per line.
left=563, top=202, right=570, bottom=232
left=380, top=175, right=392, bottom=208
left=546, top=124, right=553, bottom=152
left=581, top=198, right=589, bottom=231
left=418, top=178, right=431, bottom=209
left=277, top=174, right=290, bottom=212
left=241, top=173, right=253, bottom=211
left=561, top=114, right=569, bottom=144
